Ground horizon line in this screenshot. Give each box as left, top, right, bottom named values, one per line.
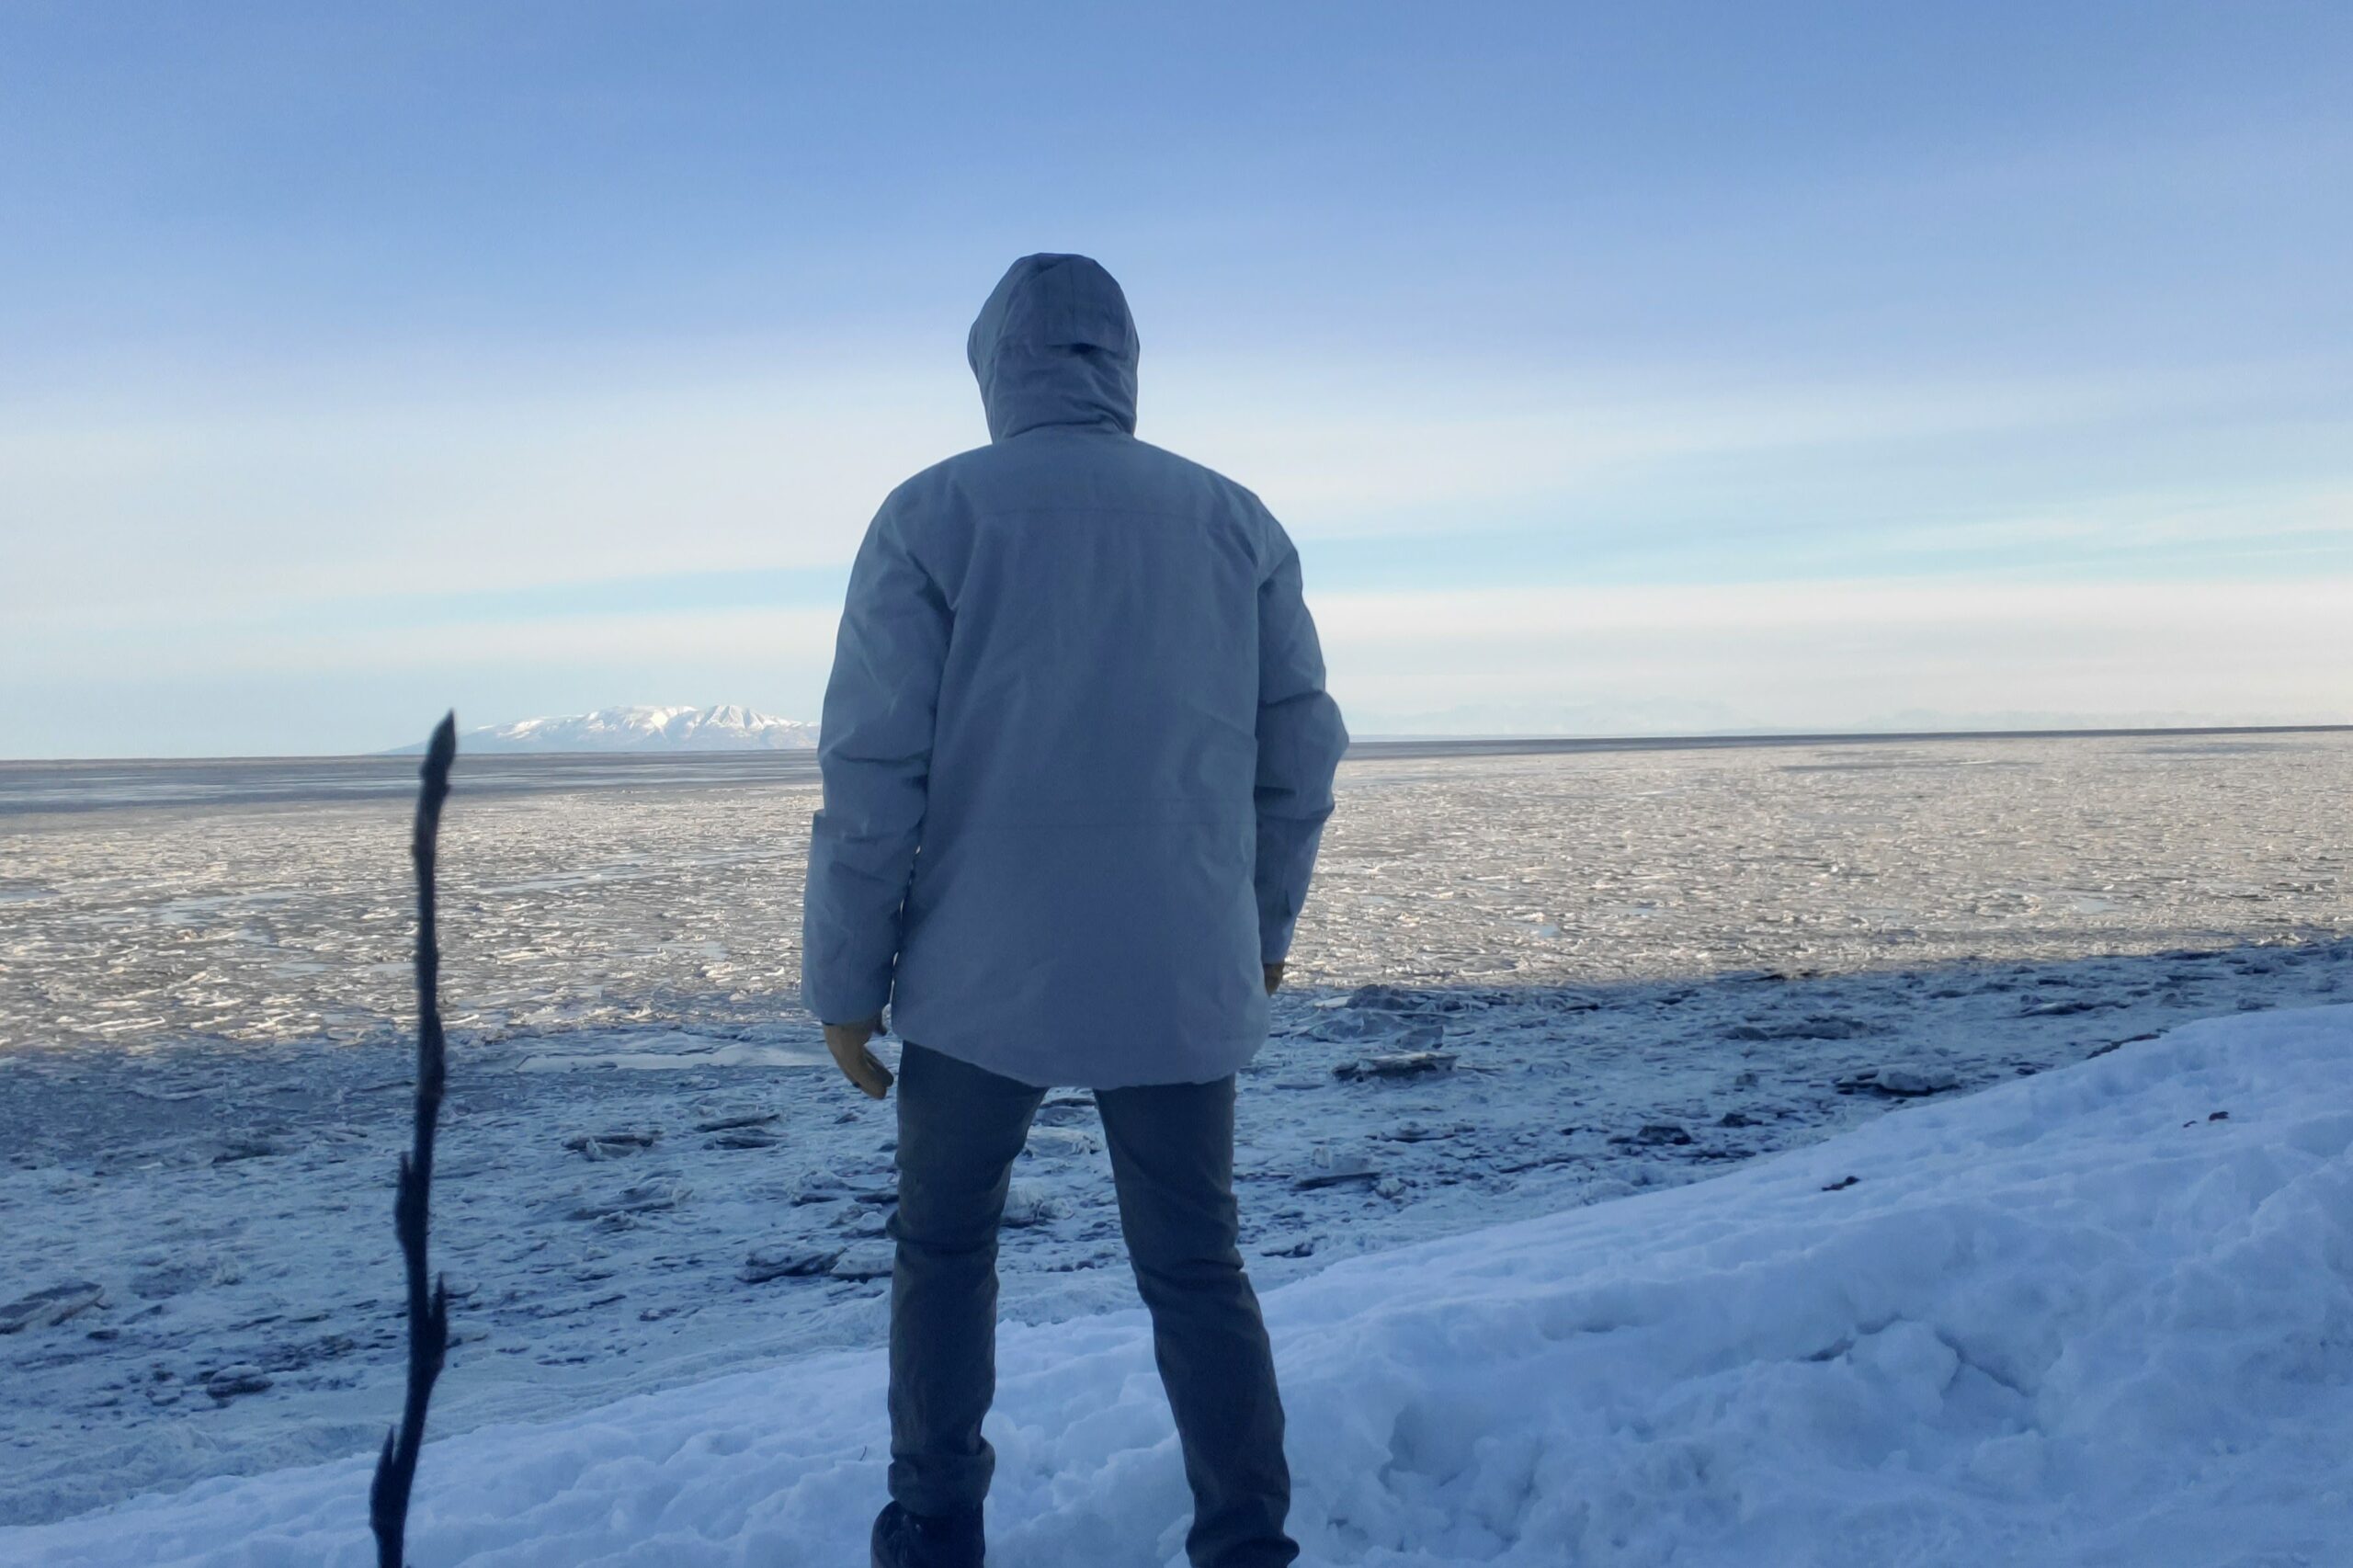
left=6, top=722, right=2349, bottom=768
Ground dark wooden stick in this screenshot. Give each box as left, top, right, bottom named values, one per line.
left=369, top=713, right=458, bottom=1568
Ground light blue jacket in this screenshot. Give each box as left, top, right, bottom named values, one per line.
left=801, top=254, right=1347, bottom=1088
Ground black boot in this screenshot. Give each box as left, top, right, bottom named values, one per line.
left=870, top=1502, right=984, bottom=1568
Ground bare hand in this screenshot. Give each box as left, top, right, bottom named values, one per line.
left=1264, top=962, right=1285, bottom=996
left=823, top=1015, right=894, bottom=1099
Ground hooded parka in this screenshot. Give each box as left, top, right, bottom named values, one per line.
left=801, top=254, right=1347, bottom=1088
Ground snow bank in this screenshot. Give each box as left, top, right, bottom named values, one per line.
left=8, top=1006, right=2348, bottom=1567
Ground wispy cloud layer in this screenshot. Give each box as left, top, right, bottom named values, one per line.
left=6, top=347, right=2349, bottom=755
left=1319, top=578, right=2353, bottom=733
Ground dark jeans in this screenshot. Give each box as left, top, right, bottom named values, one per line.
left=888, top=1042, right=1298, bottom=1568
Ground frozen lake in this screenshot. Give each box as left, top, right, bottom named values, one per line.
left=1, top=731, right=2349, bottom=1524
left=3, top=731, right=2348, bottom=1055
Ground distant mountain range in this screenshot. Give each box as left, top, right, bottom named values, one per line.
left=383, top=699, right=2318, bottom=759
left=394, top=705, right=819, bottom=755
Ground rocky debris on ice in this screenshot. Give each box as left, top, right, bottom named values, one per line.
left=0, top=1283, right=105, bottom=1335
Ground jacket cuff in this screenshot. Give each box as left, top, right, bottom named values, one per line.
left=801, top=969, right=891, bottom=1028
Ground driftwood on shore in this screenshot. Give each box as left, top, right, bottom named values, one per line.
left=369, top=714, right=457, bottom=1568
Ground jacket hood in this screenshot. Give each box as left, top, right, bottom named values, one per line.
left=966, top=254, right=1139, bottom=441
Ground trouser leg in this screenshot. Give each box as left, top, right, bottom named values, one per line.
left=1096, top=1075, right=1298, bottom=1568
left=887, top=1042, right=1045, bottom=1518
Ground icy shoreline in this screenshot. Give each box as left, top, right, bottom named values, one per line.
left=2, top=939, right=2346, bottom=1528
left=6, top=1003, right=2347, bottom=1565
left=6, top=733, right=2349, bottom=1532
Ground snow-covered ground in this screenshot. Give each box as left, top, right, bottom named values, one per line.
left=6, top=937, right=2345, bottom=1528
left=6, top=1004, right=2346, bottom=1566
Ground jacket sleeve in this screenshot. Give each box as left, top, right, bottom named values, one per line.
left=801, top=498, right=950, bottom=1024
left=1253, top=519, right=1348, bottom=964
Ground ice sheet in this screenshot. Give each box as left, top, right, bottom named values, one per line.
left=3, top=733, right=2347, bottom=1526
left=5, top=733, right=2347, bottom=1055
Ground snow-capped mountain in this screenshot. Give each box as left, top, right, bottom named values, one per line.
left=415, top=705, right=819, bottom=754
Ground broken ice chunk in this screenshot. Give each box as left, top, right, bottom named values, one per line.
left=564, top=1128, right=662, bottom=1159
left=1333, top=1051, right=1457, bottom=1082
left=567, top=1179, right=689, bottom=1221
left=739, top=1245, right=842, bottom=1283
left=0, top=1281, right=105, bottom=1335
left=1609, top=1123, right=1694, bottom=1148
left=829, top=1242, right=895, bottom=1281
left=1872, top=1063, right=1961, bottom=1096
left=1001, top=1182, right=1063, bottom=1228
left=691, top=1108, right=779, bottom=1133
left=1294, top=1153, right=1382, bottom=1189
left=204, top=1365, right=272, bottom=1400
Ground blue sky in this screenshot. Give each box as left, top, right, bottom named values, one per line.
left=4, top=1, right=2348, bottom=756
